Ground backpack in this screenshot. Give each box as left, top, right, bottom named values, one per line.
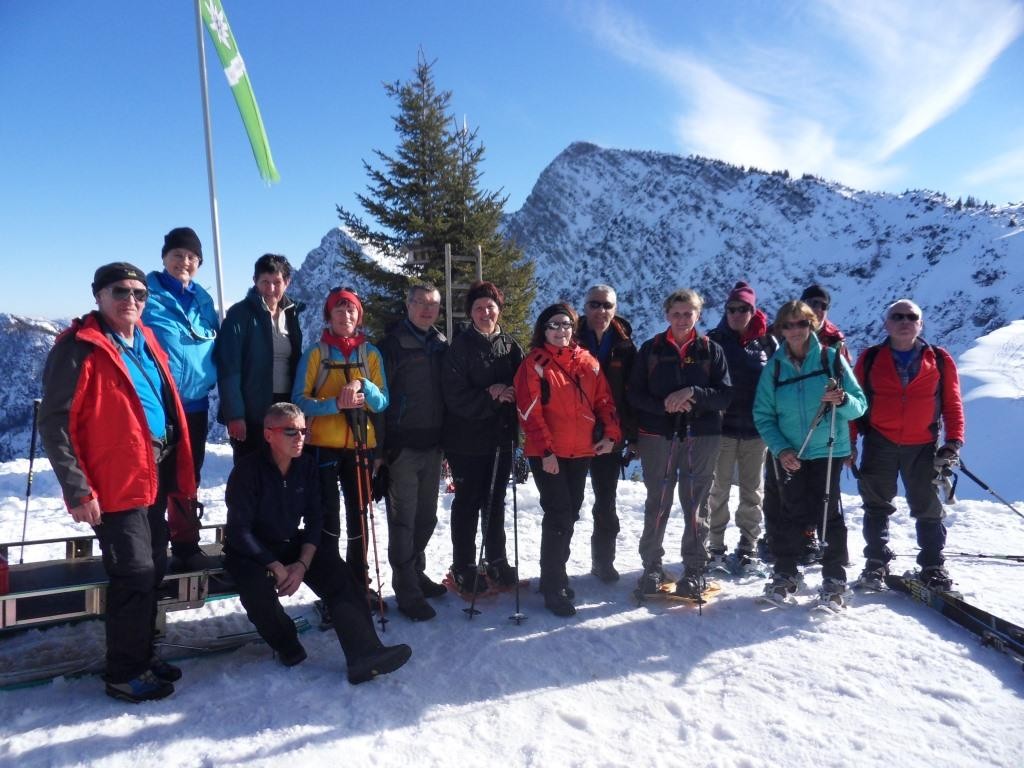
left=772, top=341, right=845, bottom=390
left=312, top=341, right=370, bottom=397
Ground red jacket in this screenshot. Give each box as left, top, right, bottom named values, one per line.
left=514, top=343, right=621, bottom=458
left=853, top=342, right=965, bottom=446
left=39, top=314, right=197, bottom=532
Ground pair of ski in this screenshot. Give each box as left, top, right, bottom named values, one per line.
left=875, top=571, right=1024, bottom=670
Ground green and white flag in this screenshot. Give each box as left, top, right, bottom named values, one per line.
left=201, top=0, right=280, bottom=183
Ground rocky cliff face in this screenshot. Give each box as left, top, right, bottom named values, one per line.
left=0, top=315, right=66, bottom=461
left=503, top=142, right=1024, bottom=356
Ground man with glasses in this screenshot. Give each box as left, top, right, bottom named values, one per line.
left=577, top=284, right=636, bottom=582
left=39, top=262, right=198, bottom=702
left=223, top=403, right=411, bottom=682
left=853, top=299, right=964, bottom=591
left=377, top=284, right=448, bottom=620
left=707, top=282, right=777, bottom=573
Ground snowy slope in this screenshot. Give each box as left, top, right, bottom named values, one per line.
left=504, top=143, right=1024, bottom=359
left=1, top=329, right=1023, bottom=767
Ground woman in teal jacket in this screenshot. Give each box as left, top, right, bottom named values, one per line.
left=142, top=227, right=219, bottom=568
left=753, top=300, right=866, bottom=608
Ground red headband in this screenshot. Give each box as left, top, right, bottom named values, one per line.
left=324, top=289, right=363, bottom=323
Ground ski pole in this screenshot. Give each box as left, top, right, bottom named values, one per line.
left=348, top=410, right=387, bottom=630
left=818, top=402, right=838, bottom=556
left=466, top=440, right=503, bottom=618
left=894, top=551, right=1024, bottom=563
left=19, top=399, right=41, bottom=564
left=956, top=461, right=1024, bottom=520
left=797, top=378, right=837, bottom=459
left=682, top=420, right=705, bottom=617
left=508, top=408, right=526, bottom=625
left=651, top=413, right=684, bottom=559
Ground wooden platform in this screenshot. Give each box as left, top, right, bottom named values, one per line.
left=0, top=526, right=235, bottom=634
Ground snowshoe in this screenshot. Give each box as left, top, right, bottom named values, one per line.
left=812, top=578, right=848, bottom=614
left=706, top=550, right=730, bottom=575
left=852, top=560, right=888, bottom=592
left=725, top=550, right=771, bottom=578
left=920, top=565, right=954, bottom=592
left=486, top=558, right=519, bottom=589
left=757, top=572, right=801, bottom=607
left=544, top=588, right=576, bottom=617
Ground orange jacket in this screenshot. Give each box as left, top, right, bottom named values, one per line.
left=514, top=343, right=621, bottom=458
left=40, top=313, right=197, bottom=530
left=853, top=342, right=965, bottom=446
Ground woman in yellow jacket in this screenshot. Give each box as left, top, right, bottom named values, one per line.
left=292, top=288, right=388, bottom=594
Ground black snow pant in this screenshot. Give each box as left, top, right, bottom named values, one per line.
left=306, top=445, right=370, bottom=584
left=225, top=544, right=381, bottom=663
left=448, top=449, right=513, bottom=571
left=93, top=456, right=173, bottom=684
left=529, top=456, right=590, bottom=595
left=772, top=456, right=848, bottom=582
left=858, top=431, right=946, bottom=569
left=588, top=448, right=622, bottom=570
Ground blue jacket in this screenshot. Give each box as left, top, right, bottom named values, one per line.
left=753, top=333, right=866, bottom=460
left=215, top=287, right=303, bottom=425
left=142, top=270, right=219, bottom=412
left=708, top=315, right=777, bottom=439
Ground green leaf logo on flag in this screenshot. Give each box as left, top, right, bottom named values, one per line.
left=201, top=0, right=280, bottom=183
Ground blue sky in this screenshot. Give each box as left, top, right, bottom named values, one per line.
left=3, top=0, right=1023, bottom=318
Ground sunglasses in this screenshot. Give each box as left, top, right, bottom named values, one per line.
left=779, top=319, right=811, bottom=331
left=889, top=312, right=920, bottom=322
left=267, top=426, right=308, bottom=437
left=545, top=321, right=574, bottom=331
left=168, top=252, right=200, bottom=264
left=806, top=299, right=829, bottom=311
left=109, top=286, right=149, bottom=303
left=587, top=300, right=615, bottom=310
left=726, top=305, right=752, bottom=314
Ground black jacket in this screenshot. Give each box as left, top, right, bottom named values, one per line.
left=224, top=447, right=322, bottom=567
left=442, top=324, right=524, bottom=455
left=627, top=330, right=732, bottom=437
left=708, top=319, right=777, bottom=439
left=578, top=315, right=638, bottom=442
left=215, top=288, right=303, bottom=425
left=378, top=319, right=448, bottom=452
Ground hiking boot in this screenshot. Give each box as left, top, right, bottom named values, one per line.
left=799, top=529, right=822, bottom=565
left=672, top=569, right=706, bottom=599
left=638, top=567, right=667, bottom=595
left=149, top=657, right=182, bottom=683
left=347, top=644, right=412, bottom=684
left=816, top=578, right=847, bottom=610
left=486, top=558, right=519, bottom=588
left=453, top=566, right=488, bottom=594
left=418, top=574, right=448, bottom=599
left=398, top=599, right=436, bottom=622
left=920, top=565, right=953, bottom=591
left=590, top=562, right=620, bottom=584
left=544, top=588, right=577, bottom=617
left=855, top=560, right=888, bottom=591
left=105, top=670, right=174, bottom=703
left=277, top=641, right=308, bottom=668
left=762, top=572, right=801, bottom=604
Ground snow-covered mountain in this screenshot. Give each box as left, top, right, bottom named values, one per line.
left=504, top=142, right=1024, bottom=357
left=0, top=314, right=66, bottom=462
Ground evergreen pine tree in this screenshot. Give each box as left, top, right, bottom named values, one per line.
left=336, top=53, right=535, bottom=340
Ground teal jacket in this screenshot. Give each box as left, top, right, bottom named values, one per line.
left=753, top=333, right=866, bottom=460
left=142, top=270, right=219, bottom=412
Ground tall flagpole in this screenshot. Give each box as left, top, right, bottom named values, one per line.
left=194, top=0, right=228, bottom=320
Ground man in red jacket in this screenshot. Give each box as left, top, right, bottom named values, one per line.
left=39, top=262, right=197, bottom=703
left=853, top=299, right=965, bottom=591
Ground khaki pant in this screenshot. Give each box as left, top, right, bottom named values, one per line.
left=708, top=436, right=766, bottom=552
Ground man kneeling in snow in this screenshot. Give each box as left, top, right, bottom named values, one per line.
left=224, top=402, right=411, bottom=683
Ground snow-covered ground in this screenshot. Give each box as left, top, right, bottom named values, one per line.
left=1, top=441, right=1022, bottom=768
left=3, top=325, right=1024, bottom=767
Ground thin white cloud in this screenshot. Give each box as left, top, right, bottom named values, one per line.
left=585, top=1, right=1023, bottom=190
left=964, top=144, right=1024, bottom=187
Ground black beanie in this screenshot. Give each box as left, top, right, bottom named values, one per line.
left=800, top=284, right=830, bottom=305
left=92, top=262, right=147, bottom=295
left=162, top=227, right=204, bottom=265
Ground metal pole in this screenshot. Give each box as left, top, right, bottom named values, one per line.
left=19, top=399, right=41, bottom=564
left=444, top=243, right=453, bottom=340
left=475, top=244, right=483, bottom=282
left=195, top=0, right=227, bottom=320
